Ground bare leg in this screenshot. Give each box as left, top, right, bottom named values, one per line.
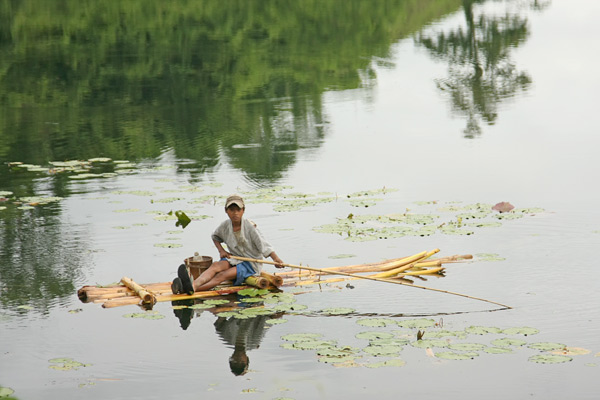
left=193, top=260, right=230, bottom=289
left=195, top=267, right=238, bottom=292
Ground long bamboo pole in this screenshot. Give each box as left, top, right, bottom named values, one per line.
left=230, top=256, right=511, bottom=309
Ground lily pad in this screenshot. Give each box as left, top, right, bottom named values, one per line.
left=397, top=318, right=436, bottom=329
left=203, top=299, right=230, bottom=306
left=465, top=326, right=503, bottom=335
left=483, top=347, right=513, bottom=354
left=411, top=339, right=449, bottom=349
left=356, top=331, right=395, bottom=340
left=239, top=297, right=265, bottom=303
left=0, top=387, right=15, bottom=397
left=502, top=327, right=539, bottom=336
left=281, top=333, right=323, bottom=342
left=363, top=345, right=404, bottom=356
left=491, top=338, right=527, bottom=347
left=48, top=357, right=91, bottom=370
left=423, top=330, right=467, bottom=339
left=476, top=253, right=506, bottom=262
left=527, top=342, right=566, bottom=351
left=357, top=318, right=397, bottom=328
left=447, top=343, right=487, bottom=352
left=364, top=359, right=406, bottom=368
left=153, top=243, right=183, bottom=248
left=238, top=288, right=270, bottom=297
left=266, top=319, right=288, bottom=325
left=320, top=307, right=355, bottom=315
left=435, top=351, right=479, bottom=360
left=328, top=254, right=356, bottom=259
left=189, top=303, right=214, bottom=310
left=293, top=340, right=337, bottom=350
left=318, top=355, right=357, bottom=364
left=528, top=354, right=572, bottom=364
left=122, top=311, right=165, bottom=320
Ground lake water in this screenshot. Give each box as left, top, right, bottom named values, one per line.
left=1, top=1, right=599, bottom=399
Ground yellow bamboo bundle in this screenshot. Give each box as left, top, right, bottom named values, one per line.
left=102, top=286, right=248, bottom=308
left=120, top=277, right=156, bottom=304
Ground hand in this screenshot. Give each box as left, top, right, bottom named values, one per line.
left=219, top=251, right=231, bottom=259
left=273, top=257, right=284, bottom=269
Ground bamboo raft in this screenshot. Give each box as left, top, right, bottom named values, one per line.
left=78, top=249, right=476, bottom=309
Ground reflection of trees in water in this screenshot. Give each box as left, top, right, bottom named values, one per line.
left=0, top=205, right=89, bottom=310
left=0, top=0, right=464, bottom=180
left=415, top=0, right=545, bottom=137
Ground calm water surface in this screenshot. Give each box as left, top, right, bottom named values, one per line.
left=1, top=1, right=599, bottom=399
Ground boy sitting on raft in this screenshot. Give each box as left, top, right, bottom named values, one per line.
left=172, top=194, right=284, bottom=294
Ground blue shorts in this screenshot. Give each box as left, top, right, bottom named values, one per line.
left=221, top=258, right=256, bottom=286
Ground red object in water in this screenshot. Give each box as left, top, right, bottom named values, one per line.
left=492, top=202, right=515, bottom=213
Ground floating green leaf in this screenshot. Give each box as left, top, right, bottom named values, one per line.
left=411, top=339, right=449, bottom=349
left=281, top=333, right=323, bottom=342
left=318, top=355, right=357, bottom=364
left=328, top=254, right=356, bottom=259
left=528, top=354, right=572, bottom=364
left=189, top=303, right=214, bottom=310
left=293, top=340, right=337, bottom=350
left=153, top=243, right=183, bottom=248
left=355, top=331, right=395, bottom=340
left=483, top=347, right=513, bottom=354
left=527, top=342, right=566, bottom=351
left=266, top=319, right=288, bottom=325
left=48, top=357, right=91, bottom=370
left=0, top=386, right=15, bottom=398
left=491, top=338, right=527, bottom=347
left=122, top=311, right=165, bottom=320
left=476, top=253, right=506, bottom=262
left=357, top=318, right=397, bottom=328
left=435, top=351, right=479, bottom=360
left=423, top=330, right=467, bottom=339
left=238, top=288, right=270, bottom=297
left=363, top=345, right=403, bottom=356
left=203, top=299, right=229, bottom=306
left=465, top=326, right=503, bottom=335
left=364, top=359, right=406, bottom=368
left=320, top=307, right=355, bottom=315
left=397, top=318, right=436, bottom=329
left=502, top=327, right=539, bottom=336
left=447, top=343, right=487, bottom=352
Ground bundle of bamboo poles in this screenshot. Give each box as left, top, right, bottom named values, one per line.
left=78, top=271, right=284, bottom=309
left=274, top=249, right=472, bottom=287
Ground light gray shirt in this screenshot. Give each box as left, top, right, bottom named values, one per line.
left=211, top=217, right=275, bottom=274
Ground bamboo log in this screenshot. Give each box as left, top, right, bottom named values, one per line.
left=370, top=262, right=418, bottom=278
left=120, top=277, right=156, bottom=304
left=260, top=272, right=283, bottom=287
left=244, top=276, right=269, bottom=289
left=230, top=256, right=511, bottom=309
left=396, top=267, right=445, bottom=276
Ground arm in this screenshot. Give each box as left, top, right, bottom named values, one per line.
left=213, top=239, right=231, bottom=259
left=269, top=251, right=284, bottom=268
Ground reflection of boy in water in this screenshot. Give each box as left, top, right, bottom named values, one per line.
left=214, top=314, right=271, bottom=376
left=171, top=299, right=281, bottom=375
